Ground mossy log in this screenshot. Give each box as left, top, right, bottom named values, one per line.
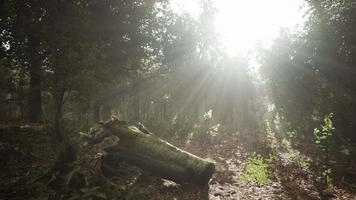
left=87, top=119, right=215, bottom=184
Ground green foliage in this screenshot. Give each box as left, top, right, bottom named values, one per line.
left=322, top=168, right=332, bottom=186
left=191, top=109, right=220, bottom=144
left=314, top=113, right=334, bottom=150
left=281, top=138, right=291, bottom=148
left=339, top=145, right=350, bottom=156
left=266, top=131, right=278, bottom=150
left=170, top=114, right=194, bottom=142
left=267, top=128, right=310, bottom=170
left=260, top=1, right=356, bottom=168
left=314, top=113, right=335, bottom=186
left=238, top=153, right=272, bottom=185
left=203, top=109, right=213, bottom=121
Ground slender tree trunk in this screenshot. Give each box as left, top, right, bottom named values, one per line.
left=119, top=97, right=124, bottom=120
left=102, top=104, right=111, bottom=121
left=18, top=71, right=25, bottom=119
left=54, top=87, right=65, bottom=141
left=28, top=41, right=42, bottom=122
left=54, top=100, right=62, bottom=140
left=132, top=78, right=141, bottom=122
left=93, top=101, right=101, bottom=122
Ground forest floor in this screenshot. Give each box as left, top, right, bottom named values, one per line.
left=149, top=131, right=356, bottom=200
left=1, top=124, right=355, bottom=200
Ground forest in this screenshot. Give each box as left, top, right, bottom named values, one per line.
left=0, top=0, right=355, bottom=199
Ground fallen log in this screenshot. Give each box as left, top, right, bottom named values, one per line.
left=84, top=119, right=215, bottom=184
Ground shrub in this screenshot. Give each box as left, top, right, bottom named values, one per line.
left=313, top=113, right=334, bottom=186
left=238, top=153, right=271, bottom=184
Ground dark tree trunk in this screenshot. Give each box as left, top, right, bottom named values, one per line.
left=93, top=101, right=101, bottom=122
left=28, top=47, right=42, bottom=122
left=18, top=71, right=26, bottom=119
left=54, top=88, right=65, bottom=141
left=132, top=80, right=140, bottom=122
left=54, top=102, right=62, bottom=141
left=102, top=104, right=111, bottom=121
left=21, top=3, right=43, bottom=123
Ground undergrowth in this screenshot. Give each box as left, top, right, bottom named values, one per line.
left=238, top=153, right=273, bottom=184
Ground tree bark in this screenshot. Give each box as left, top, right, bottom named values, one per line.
left=54, top=87, right=64, bottom=141
left=23, top=4, right=43, bottom=123
left=93, top=101, right=101, bottom=122
left=132, top=76, right=141, bottom=122
left=102, top=104, right=111, bottom=121
left=91, top=119, right=215, bottom=185
left=28, top=47, right=42, bottom=122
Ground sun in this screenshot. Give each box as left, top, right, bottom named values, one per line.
left=170, top=0, right=306, bottom=56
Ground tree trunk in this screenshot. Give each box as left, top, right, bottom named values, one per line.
left=93, top=101, right=101, bottom=122
left=18, top=71, right=26, bottom=119
left=102, top=104, right=111, bottom=121
left=132, top=78, right=141, bottom=122
left=54, top=87, right=65, bottom=142
left=28, top=54, right=42, bottom=122
left=92, top=119, right=215, bottom=184
left=26, top=16, right=43, bottom=123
